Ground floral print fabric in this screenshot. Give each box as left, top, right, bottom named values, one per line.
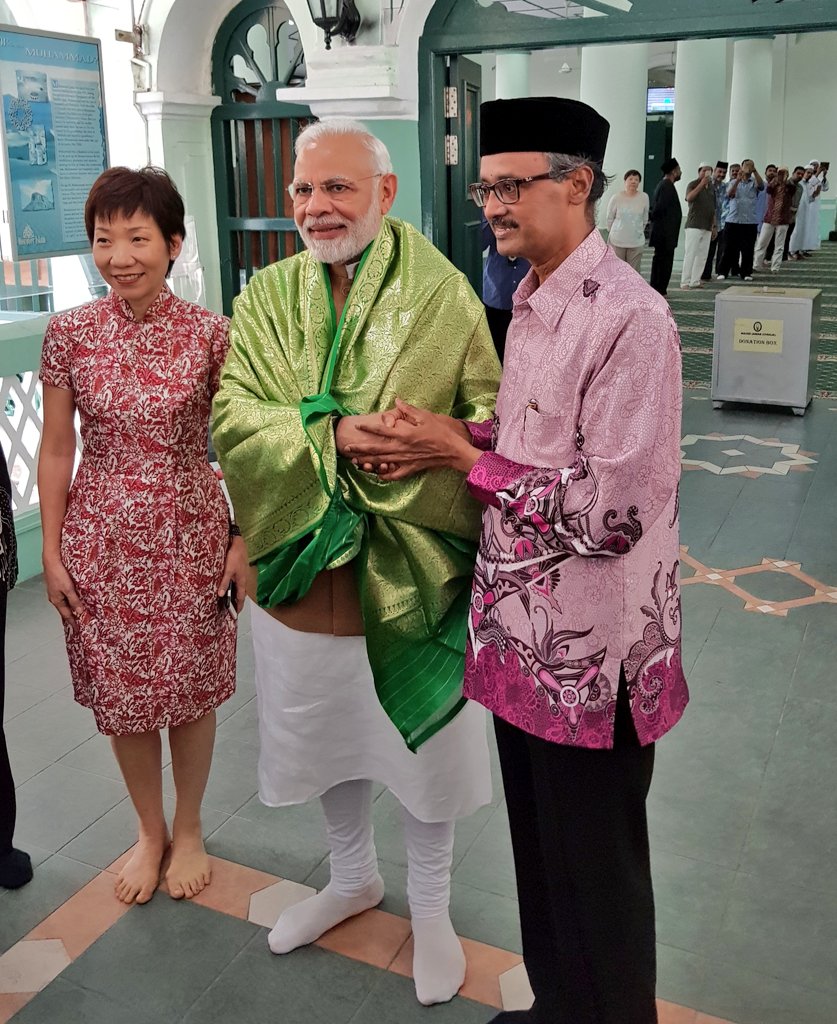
left=40, top=289, right=236, bottom=735
left=463, top=229, right=688, bottom=749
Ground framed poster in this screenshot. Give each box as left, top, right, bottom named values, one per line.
left=0, top=26, right=108, bottom=260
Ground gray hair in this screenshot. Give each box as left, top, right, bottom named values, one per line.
left=295, top=117, right=393, bottom=176
left=546, top=152, right=612, bottom=221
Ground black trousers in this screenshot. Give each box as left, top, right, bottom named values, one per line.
left=649, top=245, right=675, bottom=296
left=701, top=235, right=717, bottom=280
left=0, top=586, right=14, bottom=855
left=485, top=304, right=512, bottom=365
left=494, top=680, right=657, bottom=1024
left=718, top=222, right=758, bottom=279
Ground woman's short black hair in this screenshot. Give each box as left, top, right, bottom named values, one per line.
left=624, top=169, right=642, bottom=181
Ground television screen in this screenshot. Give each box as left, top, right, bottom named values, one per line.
left=647, top=87, right=675, bottom=114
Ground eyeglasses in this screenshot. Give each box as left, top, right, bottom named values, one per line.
left=467, top=172, right=555, bottom=208
left=287, top=174, right=382, bottom=203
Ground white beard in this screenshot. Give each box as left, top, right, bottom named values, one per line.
left=300, top=203, right=383, bottom=265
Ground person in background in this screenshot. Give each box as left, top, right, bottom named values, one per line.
left=717, top=158, right=764, bottom=281
left=38, top=167, right=245, bottom=906
left=715, top=162, right=741, bottom=280
left=481, top=211, right=529, bottom=362
left=606, top=169, right=649, bottom=273
left=0, top=449, right=32, bottom=891
left=680, top=162, right=716, bottom=290
left=789, top=165, right=818, bottom=260
left=701, top=161, right=728, bottom=282
left=803, top=159, right=829, bottom=253
left=648, top=157, right=682, bottom=297
left=754, top=166, right=794, bottom=274
left=755, top=163, right=777, bottom=232
left=783, top=165, right=806, bottom=261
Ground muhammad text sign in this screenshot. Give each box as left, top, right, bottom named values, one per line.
left=733, top=317, right=784, bottom=355
left=0, top=26, right=108, bottom=260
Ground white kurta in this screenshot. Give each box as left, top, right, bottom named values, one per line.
left=790, top=182, right=813, bottom=253
left=805, top=174, right=829, bottom=250
left=250, top=603, right=493, bottom=823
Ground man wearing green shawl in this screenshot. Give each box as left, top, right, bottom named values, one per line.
left=212, top=118, right=500, bottom=1006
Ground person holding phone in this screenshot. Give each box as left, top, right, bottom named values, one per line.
left=680, top=162, right=716, bottom=289
left=38, top=167, right=246, bottom=906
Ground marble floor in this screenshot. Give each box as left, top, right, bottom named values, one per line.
left=2, top=250, right=836, bottom=1024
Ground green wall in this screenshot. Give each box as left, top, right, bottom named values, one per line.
left=363, top=119, right=422, bottom=229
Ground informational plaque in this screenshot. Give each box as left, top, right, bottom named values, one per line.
left=0, top=26, right=108, bottom=260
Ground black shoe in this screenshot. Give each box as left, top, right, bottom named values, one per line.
left=488, top=1012, right=537, bottom=1023
left=0, top=848, right=34, bottom=889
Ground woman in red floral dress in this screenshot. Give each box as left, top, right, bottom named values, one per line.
left=38, top=167, right=246, bottom=905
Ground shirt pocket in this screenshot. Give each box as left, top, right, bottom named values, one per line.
left=521, top=403, right=574, bottom=467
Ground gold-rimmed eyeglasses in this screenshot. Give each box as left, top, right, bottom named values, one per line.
left=288, top=174, right=382, bottom=203
left=467, top=172, right=555, bottom=208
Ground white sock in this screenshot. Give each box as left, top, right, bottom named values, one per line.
left=402, top=806, right=464, bottom=1004
left=269, top=780, right=383, bottom=955
left=268, top=876, right=385, bottom=954
left=411, top=912, right=467, bottom=1006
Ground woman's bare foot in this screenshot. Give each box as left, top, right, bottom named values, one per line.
left=165, top=830, right=212, bottom=900
left=115, top=832, right=169, bottom=905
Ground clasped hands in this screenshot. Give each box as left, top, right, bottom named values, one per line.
left=335, top=400, right=480, bottom=481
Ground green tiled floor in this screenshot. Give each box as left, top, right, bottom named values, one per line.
left=3, top=396, right=837, bottom=1023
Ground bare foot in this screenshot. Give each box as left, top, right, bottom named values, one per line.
left=165, top=831, right=212, bottom=900
left=115, top=833, right=169, bottom=905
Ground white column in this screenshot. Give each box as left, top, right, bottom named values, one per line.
left=726, top=38, right=773, bottom=169
left=671, top=39, right=729, bottom=209
left=135, top=92, right=224, bottom=314
left=580, top=42, right=649, bottom=225
left=495, top=52, right=530, bottom=99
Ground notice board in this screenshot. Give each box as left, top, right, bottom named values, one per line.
left=0, top=26, right=108, bottom=260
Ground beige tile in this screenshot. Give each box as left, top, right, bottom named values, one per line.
left=248, top=878, right=317, bottom=928
left=0, top=939, right=70, bottom=994
left=186, top=856, right=279, bottom=920
left=317, top=908, right=412, bottom=970
left=657, top=1000, right=697, bottom=1024
left=498, top=961, right=533, bottom=1011
left=0, top=992, right=36, bottom=1023
left=28, top=870, right=130, bottom=959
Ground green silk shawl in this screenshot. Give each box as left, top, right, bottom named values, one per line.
left=212, top=217, right=500, bottom=751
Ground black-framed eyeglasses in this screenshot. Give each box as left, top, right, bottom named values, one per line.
left=467, top=173, right=554, bottom=208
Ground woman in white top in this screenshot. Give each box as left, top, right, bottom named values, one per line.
left=606, top=169, right=650, bottom=272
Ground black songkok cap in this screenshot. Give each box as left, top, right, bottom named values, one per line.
left=480, top=97, right=609, bottom=166
left=716, top=160, right=729, bottom=170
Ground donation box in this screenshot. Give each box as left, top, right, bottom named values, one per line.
left=712, top=286, right=821, bottom=415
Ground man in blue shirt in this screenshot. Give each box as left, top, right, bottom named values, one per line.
left=481, top=212, right=530, bottom=363
left=717, top=159, right=764, bottom=281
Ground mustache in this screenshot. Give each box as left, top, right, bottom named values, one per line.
left=303, top=217, right=348, bottom=231
left=490, top=218, right=519, bottom=231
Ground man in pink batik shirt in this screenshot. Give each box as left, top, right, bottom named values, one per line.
left=346, top=96, right=688, bottom=1024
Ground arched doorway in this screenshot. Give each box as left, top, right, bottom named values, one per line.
left=211, top=0, right=312, bottom=312
left=419, top=0, right=837, bottom=290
